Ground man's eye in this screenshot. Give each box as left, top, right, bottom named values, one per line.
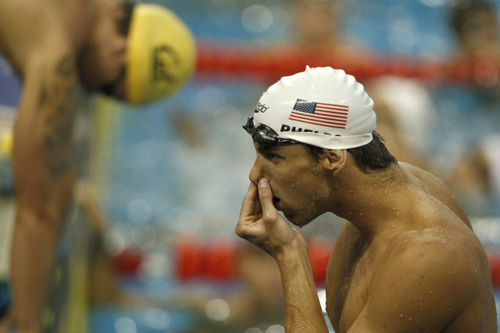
left=264, top=152, right=282, bottom=160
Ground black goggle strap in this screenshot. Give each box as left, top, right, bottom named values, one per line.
left=242, top=115, right=255, bottom=133
left=242, top=116, right=297, bottom=146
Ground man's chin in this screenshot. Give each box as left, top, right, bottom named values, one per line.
left=282, top=212, right=308, bottom=229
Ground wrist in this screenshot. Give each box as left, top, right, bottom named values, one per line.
left=274, top=239, right=308, bottom=263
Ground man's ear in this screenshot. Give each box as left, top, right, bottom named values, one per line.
left=320, top=149, right=347, bottom=175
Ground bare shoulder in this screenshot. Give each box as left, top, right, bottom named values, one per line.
left=380, top=226, right=484, bottom=280
left=376, top=228, right=482, bottom=311
left=0, top=0, right=81, bottom=74
left=0, top=0, right=58, bottom=38
left=401, top=162, right=450, bottom=193
left=351, top=228, right=486, bottom=332
left=401, top=162, right=472, bottom=227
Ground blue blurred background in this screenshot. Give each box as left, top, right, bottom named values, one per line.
left=1, top=0, right=500, bottom=332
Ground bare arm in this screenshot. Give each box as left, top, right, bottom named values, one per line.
left=277, top=243, right=328, bottom=332
left=11, top=47, right=77, bottom=332
left=75, top=181, right=107, bottom=235
left=235, top=179, right=329, bottom=333
left=347, top=234, right=480, bottom=333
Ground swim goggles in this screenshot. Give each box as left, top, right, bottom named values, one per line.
left=242, top=115, right=297, bottom=147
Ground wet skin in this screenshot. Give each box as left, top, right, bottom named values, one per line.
left=249, top=142, right=333, bottom=228
left=248, top=143, right=497, bottom=333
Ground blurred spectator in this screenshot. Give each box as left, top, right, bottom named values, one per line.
left=450, top=0, right=500, bottom=96
left=440, top=0, right=500, bottom=216
left=450, top=0, right=500, bottom=58
left=288, top=0, right=363, bottom=56
left=365, top=77, right=435, bottom=171
left=448, top=135, right=500, bottom=217
left=259, top=0, right=369, bottom=72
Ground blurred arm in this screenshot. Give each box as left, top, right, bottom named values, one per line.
left=11, top=45, right=77, bottom=332
left=75, top=181, right=107, bottom=235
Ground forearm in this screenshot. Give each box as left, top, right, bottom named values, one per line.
left=10, top=169, right=74, bottom=332
left=10, top=207, right=67, bottom=331
left=276, top=243, right=329, bottom=333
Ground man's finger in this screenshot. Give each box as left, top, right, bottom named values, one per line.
left=257, top=178, right=279, bottom=222
left=239, top=182, right=259, bottom=218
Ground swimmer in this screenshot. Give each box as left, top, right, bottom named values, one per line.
left=235, top=67, right=497, bottom=332
left=0, top=0, right=195, bottom=331
left=450, top=0, right=500, bottom=58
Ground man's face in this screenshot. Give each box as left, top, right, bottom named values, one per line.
left=78, top=0, right=128, bottom=99
left=292, top=0, right=338, bottom=41
left=460, top=10, right=498, bottom=53
left=249, top=143, right=331, bottom=228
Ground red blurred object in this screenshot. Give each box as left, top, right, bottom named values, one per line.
left=175, top=238, right=240, bottom=282
left=486, top=250, right=500, bottom=288
left=175, top=238, right=205, bottom=281
left=113, top=247, right=143, bottom=276
left=195, top=42, right=486, bottom=83
left=204, top=241, right=239, bottom=281
left=473, top=58, right=500, bottom=88
left=309, top=238, right=334, bottom=285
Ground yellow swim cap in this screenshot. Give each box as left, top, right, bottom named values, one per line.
left=127, top=4, right=196, bottom=105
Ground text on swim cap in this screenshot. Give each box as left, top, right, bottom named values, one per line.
left=153, top=45, right=180, bottom=82
left=280, top=124, right=331, bottom=136
left=254, top=102, right=269, bottom=113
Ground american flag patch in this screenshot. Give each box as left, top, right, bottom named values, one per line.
left=289, top=99, right=349, bottom=129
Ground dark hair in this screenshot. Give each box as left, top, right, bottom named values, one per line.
left=450, top=0, right=495, bottom=37
left=304, top=131, right=397, bottom=172
left=117, top=3, right=136, bottom=37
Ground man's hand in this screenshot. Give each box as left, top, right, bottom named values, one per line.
left=235, top=178, right=306, bottom=258
left=236, top=179, right=329, bottom=333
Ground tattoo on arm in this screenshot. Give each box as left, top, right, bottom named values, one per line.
left=39, top=82, right=49, bottom=107
left=56, top=54, right=77, bottom=78
left=37, top=52, right=78, bottom=181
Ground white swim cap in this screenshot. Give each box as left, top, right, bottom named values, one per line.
left=251, top=66, right=376, bottom=149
